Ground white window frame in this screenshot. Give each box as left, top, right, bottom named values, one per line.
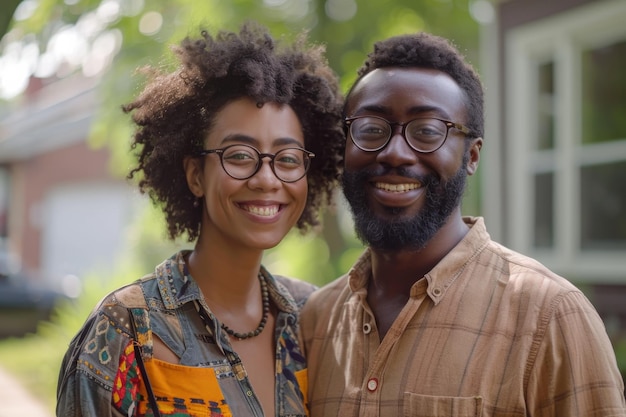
left=505, top=0, right=626, bottom=282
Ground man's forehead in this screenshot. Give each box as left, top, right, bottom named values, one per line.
left=356, top=67, right=451, bottom=88
left=347, top=67, right=463, bottom=112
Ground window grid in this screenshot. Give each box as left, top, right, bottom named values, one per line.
left=505, top=0, right=626, bottom=282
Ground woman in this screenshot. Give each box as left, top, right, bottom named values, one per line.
left=56, top=22, right=344, bottom=417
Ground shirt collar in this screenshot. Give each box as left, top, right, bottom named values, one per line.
left=347, top=217, right=491, bottom=305
left=154, top=250, right=300, bottom=314
left=153, top=251, right=201, bottom=309
left=260, top=266, right=301, bottom=315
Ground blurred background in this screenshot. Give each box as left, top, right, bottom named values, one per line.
left=0, top=0, right=624, bottom=414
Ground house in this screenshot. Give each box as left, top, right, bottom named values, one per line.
left=481, top=0, right=626, bottom=340
left=0, top=74, right=141, bottom=295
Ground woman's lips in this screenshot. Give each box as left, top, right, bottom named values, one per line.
left=237, top=203, right=282, bottom=217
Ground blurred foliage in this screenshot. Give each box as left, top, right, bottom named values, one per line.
left=0, top=264, right=140, bottom=412
left=0, top=1, right=624, bottom=407
left=0, top=1, right=482, bottom=408
left=1, top=0, right=481, bottom=175
left=616, top=339, right=626, bottom=377
left=0, top=0, right=20, bottom=39
left=0, top=0, right=482, bottom=284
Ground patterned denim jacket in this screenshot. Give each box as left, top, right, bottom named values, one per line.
left=56, top=251, right=316, bottom=417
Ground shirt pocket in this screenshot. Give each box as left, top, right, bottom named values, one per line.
left=138, top=358, right=233, bottom=417
left=403, top=393, right=483, bottom=417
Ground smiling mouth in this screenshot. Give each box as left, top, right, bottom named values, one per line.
left=374, top=182, right=421, bottom=192
left=239, top=204, right=280, bottom=216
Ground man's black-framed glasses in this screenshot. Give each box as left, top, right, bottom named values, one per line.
left=344, top=115, right=471, bottom=153
left=198, top=144, right=315, bottom=183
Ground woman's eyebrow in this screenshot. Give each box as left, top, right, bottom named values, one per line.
left=220, top=134, right=304, bottom=147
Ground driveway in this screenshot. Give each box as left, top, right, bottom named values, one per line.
left=0, top=366, right=53, bottom=417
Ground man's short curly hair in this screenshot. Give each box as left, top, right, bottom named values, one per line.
left=124, top=22, right=344, bottom=241
left=346, top=32, right=484, bottom=139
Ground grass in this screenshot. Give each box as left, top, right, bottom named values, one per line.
left=0, top=268, right=139, bottom=412
left=0, top=329, right=66, bottom=412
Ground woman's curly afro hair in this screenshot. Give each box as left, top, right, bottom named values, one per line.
left=346, top=32, right=484, bottom=140
left=124, top=22, right=344, bottom=241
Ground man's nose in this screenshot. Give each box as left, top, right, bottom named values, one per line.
left=375, top=130, right=418, bottom=166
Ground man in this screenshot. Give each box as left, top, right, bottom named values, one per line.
left=300, top=32, right=626, bottom=416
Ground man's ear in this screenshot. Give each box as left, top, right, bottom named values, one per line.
left=466, top=137, right=482, bottom=176
left=183, top=156, right=204, bottom=197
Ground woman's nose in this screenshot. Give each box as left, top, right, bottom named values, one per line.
left=247, top=158, right=282, bottom=190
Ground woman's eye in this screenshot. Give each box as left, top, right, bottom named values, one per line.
left=276, top=151, right=302, bottom=166
left=227, top=152, right=254, bottom=160
left=223, top=148, right=257, bottom=163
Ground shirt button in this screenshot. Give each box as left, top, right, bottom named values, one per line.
left=367, top=378, right=378, bottom=392
left=246, top=390, right=253, bottom=397
left=363, top=323, right=372, bottom=334
left=432, top=287, right=442, bottom=296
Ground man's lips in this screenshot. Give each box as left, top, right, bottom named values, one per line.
left=373, top=181, right=422, bottom=192
left=368, top=177, right=424, bottom=207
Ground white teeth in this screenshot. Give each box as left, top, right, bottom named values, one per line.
left=374, top=182, right=420, bottom=192
left=244, top=205, right=279, bottom=216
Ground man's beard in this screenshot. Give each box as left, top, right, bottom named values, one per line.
left=341, top=155, right=469, bottom=251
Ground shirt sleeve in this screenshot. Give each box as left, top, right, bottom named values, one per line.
left=526, top=290, right=626, bottom=416
left=56, top=301, right=138, bottom=417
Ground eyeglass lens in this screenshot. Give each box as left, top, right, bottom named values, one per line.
left=350, top=117, right=449, bottom=152
left=220, top=145, right=310, bottom=182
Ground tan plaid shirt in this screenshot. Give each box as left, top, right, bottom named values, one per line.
left=301, top=217, right=625, bottom=417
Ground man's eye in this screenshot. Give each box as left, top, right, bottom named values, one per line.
left=359, top=125, right=385, bottom=135
left=409, top=122, right=444, bottom=137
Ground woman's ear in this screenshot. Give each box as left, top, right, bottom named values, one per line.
left=183, top=156, right=204, bottom=197
left=466, top=137, right=482, bottom=176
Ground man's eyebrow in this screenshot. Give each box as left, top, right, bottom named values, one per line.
left=406, top=105, right=446, bottom=115
left=352, top=104, right=447, bottom=117
left=351, top=104, right=389, bottom=115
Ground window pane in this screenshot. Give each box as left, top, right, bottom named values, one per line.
left=0, top=168, right=8, bottom=238
left=534, top=172, right=554, bottom=248
left=580, top=161, right=626, bottom=250
left=536, top=61, right=555, bottom=150
left=581, top=40, right=626, bottom=144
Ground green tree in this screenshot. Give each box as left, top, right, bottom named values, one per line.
left=0, top=3, right=482, bottom=407
left=0, top=0, right=20, bottom=39
left=1, top=0, right=481, bottom=284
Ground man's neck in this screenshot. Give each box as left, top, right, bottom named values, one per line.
left=369, top=215, right=470, bottom=293
left=366, top=215, right=470, bottom=339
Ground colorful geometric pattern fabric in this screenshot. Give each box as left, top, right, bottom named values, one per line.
left=112, top=341, right=141, bottom=413
left=137, top=358, right=232, bottom=417
left=56, top=251, right=316, bottom=417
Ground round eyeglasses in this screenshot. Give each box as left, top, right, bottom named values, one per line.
left=344, top=115, right=471, bottom=153
left=198, top=144, right=314, bottom=183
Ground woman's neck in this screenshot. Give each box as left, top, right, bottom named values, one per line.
left=187, top=230, right=264, bottom=308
